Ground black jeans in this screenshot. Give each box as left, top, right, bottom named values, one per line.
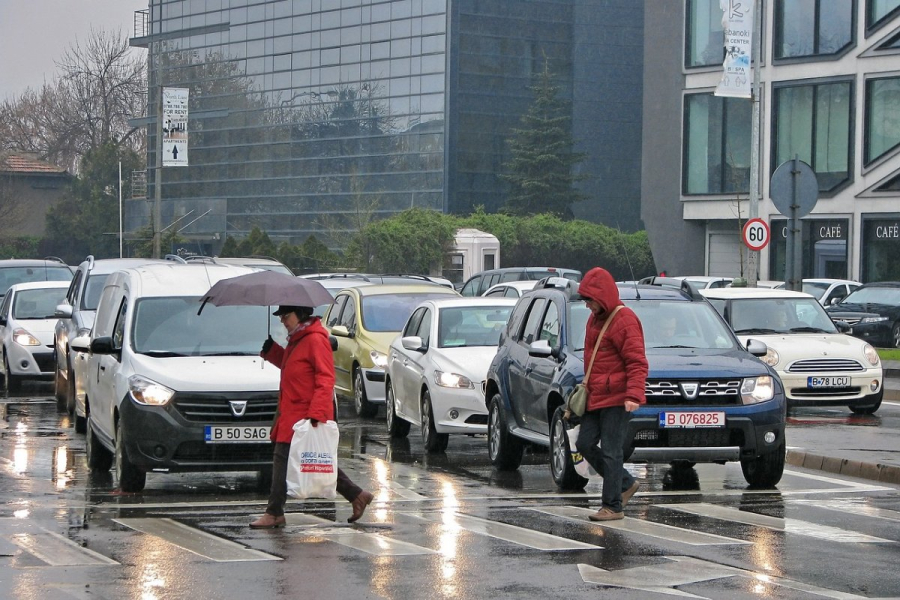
left=265, top=441, right=363, bottom=517
left=575, top=406, right=635, bottom=513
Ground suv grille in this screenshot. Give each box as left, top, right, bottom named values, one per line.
left=787, top=358, right=863, bottom=373
left=172, top=392, right=278, bottom=423
left=645, top=379, right=742, bottom=406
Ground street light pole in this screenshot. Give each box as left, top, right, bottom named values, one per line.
left=747, top=0, right=762, bottom=287
left=153, top=78, right=163, bottom=259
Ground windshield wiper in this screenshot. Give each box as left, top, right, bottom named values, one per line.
left=789, top=326, right=832, bottom=333
left=652, top=344, right=697, bottom=349
left=734, top=328, right=779, bottom=334
left=139, top=351, right=189, bottom=357
left=197, top=351, right=257, bottom=356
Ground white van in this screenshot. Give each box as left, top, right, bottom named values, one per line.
left=71, top=263, right=281, bottom=492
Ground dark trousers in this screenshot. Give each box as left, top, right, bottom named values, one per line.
left=265, top=441, right=363, bottom=517
left=575, top=406, right=635, bottom=513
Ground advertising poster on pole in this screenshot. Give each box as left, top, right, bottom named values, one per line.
left=162, top=88, right=189, bottom=167
left=714, top=0, right=753, bottom=99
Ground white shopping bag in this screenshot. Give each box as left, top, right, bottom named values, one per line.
left=567, top=424, right=600, bottom=478
left=286, top=419, right=339, bottom=499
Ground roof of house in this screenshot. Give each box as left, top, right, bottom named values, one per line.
left=0, top=152, right=68, bottom=175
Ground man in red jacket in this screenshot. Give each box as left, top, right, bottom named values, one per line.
left=575, top=267, right=648, bottom=521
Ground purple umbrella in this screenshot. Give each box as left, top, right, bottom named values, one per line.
left=198, top=270, right=334, bottom=314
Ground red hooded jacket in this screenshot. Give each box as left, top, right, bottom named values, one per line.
left=261, top=317, right=335, bottom=443
left=578, top=267, right=649, bottom=411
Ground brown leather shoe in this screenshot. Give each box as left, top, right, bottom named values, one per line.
left=348, top=490, right=374, bottom=523
left=621, top=481, right=640, bottom=508
left=588, top=507, right=624, bottom=521
left=249, top=513, right=286, bottom=529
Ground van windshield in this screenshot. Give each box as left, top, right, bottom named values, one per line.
left=132, top=297, right=280, bottom=356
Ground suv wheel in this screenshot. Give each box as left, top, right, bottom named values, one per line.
left=740, top=441, right=785, bottom=488
left=116, top=419, right=147, bottom=493
left=386, top=382, right=410, bottom=438
left=421, top=389, right=448, bottom=453
left=487, top=394, right=523, bottom=470
left=354, top=367, right=378, bottom=418
left=893, top=322, right=900, bottom=349
left=849, top=389, right=883, bottom=415
left=549, top=407, right=588, bottom=490
left=86, top=414, right=113, bottom=472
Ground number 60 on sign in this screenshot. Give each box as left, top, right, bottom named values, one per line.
left=742, top=218, right=770, bottom=251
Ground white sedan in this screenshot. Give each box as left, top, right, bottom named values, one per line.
left=701, top=288, right=883, bottom=414
left=386, top=297, right=516, bottom=452
left=482, top=280, right=537, bottom=298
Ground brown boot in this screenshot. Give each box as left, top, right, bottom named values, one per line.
left=249, top=513, right=286, bottom=529
left=348, top=490, right=374, bottom=523
left=621, top=481, right=640, bottom=508
left=588, top=507, right=624, bottom=521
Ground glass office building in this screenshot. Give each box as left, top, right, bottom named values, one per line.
left=130, top=0, right=644, bottom=252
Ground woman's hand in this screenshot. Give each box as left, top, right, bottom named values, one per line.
left=261, top=336, right=274, bottom=353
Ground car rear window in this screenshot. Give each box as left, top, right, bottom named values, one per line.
left=0, top=266, right=73, bottom=297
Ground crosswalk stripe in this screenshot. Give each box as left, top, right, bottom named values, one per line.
left=9, top=530, right=118, bottom=566
left=114, top=518, right=281, bottom=562
left=657, top=503, right=894, bottom=543
left=791, top=498, right=900, bottom=523
left=404, top=511, right=602, bottom=551
left=285, top=512, right=437, bottom=556
left=529, top=506, right=751, bottom=546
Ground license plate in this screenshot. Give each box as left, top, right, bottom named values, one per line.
left=204, top=425, right=270, bottom=443
left=659, top=411, right=725, bottom=428
left=808, top=376, right=850, bottom=388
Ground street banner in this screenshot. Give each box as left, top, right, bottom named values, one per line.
left=714, top=0, right=753, bottom=99
left=162, top=88, right=189, bottom=166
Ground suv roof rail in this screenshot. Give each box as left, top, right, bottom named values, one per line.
left=164, top=254, right=188, bottom=264
left=641, top=276, right=704, bottom=300
left=43, top=256, right=67, bottom=264
left=247, top=254, right=281, bottom=262
left=84, top=254, right=96, bottom=271
left=184, top=255, right=216, bottom=263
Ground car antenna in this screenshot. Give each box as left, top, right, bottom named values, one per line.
left=616, top=221, right=640, bottom=300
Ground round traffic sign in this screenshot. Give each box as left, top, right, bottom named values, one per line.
left=770, top=158, right=818, bottom=218
left=742, top=218, right=770, bottom=251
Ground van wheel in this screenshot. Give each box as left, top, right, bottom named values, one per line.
left=354, top=367, right=377, bottom=418
left=740, top=441, right=785, bottom=488
left=849, top=389, right=883, bottom=415
left=488, top=394, right=523, bottom=470
left=421, top=389, right=448, bottom=453
left=116, top=419, right=146, bottom=493
left=549, top=407, right=588, bottom=490
left=86, top=415, right=113, bottom=472
left=386, top=383, right=410, bottom=438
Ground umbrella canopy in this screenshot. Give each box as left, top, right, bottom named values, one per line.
left=198, top=270, right=334, bottom=313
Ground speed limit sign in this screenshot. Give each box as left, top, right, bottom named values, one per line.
left=742, top=218, right=770, bottom=251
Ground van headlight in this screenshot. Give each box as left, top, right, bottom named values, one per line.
left=762, top=348, right=779, bottom=367
left=435, top=370, right=474, bottom=388
left=128, top=375, right=175, bottom=406
left=863, top=344, right=880, bottom=366
left=741, top=376, right=775, bottom=404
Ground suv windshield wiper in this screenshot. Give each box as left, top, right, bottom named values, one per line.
left=139, top=350, right=190, bottom=357
left=734, top=327, right=779, bottom=334
left=197, top=351, right=257, bottom=356
left=652, top=344, right=697, bottom=349
left=788, top=326, right=832, bottom=334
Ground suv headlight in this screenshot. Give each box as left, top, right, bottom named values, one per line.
left=863, top=343, right=880, bottom=366
left=859, top=316, right=888, bottom=323
left=434, top=370, right=473, bottom=388
left=741, top=376, right=775, bottom=404
left=762, top=347, right=779, bottom=367
left=13, top=328, right=40, bottom=346
left=128, top=375, right=175, bottom=406
left=370, top=350, right=388, bottom=369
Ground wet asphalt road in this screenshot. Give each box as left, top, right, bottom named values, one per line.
left=1, top=383, right=900, bottom=600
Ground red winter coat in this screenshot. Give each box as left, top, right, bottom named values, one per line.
left=261, top=317, right=335, bottom=443
left=578, top=267, right=649, bottom=411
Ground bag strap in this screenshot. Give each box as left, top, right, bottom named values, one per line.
left=583, top=305, right=623, bottom=382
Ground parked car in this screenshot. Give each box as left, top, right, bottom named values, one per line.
left=324, top=284, right=460, bottom=417
left=54, top=256, right=173, bottom=420
left=826, top=282, right=900, bottom=349
left=484, top=277, right=786, bottom=489
left=386, top=297, right=516, bottom=451
left=702, top=288, right=883, bottom=414
left=793, top=279, right=862, bottom=306
left=313, top=278, right=373, bottom=317
left=0, top=281, right=70, bottom=392
left=642, top=275, right=733, bottom=289
left=302, top=272, right=453, bottom=287
left=184, top=255, right=293, bottom=275
left=459, top=267, right=582, bottom=297
left=0, top=258, right=74, bottom=300
left=69, top=263, right=281, bottom=492
left=482, top=281, right=538, bottom=298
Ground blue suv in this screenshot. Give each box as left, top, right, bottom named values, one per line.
left=484, top=277, right=787, bottom=489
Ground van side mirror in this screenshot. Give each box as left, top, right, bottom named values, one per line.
left=55, top=303, right=73, bottom=319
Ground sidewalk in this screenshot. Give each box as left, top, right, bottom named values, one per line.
left=785, top=359, right=900, bottom=486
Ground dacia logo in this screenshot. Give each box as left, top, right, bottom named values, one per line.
left=679, top=382, right=700, bottom=400
left=229, top=400, right=248, bottom=417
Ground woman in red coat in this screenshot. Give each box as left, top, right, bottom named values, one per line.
left=250, top=305, right=373, bottom=529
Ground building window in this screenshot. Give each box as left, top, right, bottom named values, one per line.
left=867, top=0, right=900, bottom=30
left=685, top=0, right=724, bottom=68
left=773, top=81, right=852, bottom=193
left=683, top=93, right=751, bottom=195
left=862, top=217, right=900, bottom=280
left=769, top=218, right=849, bottom=280
left=865, top=76, right=900, bottom=165
left=774, top=0, right=854, bottom=59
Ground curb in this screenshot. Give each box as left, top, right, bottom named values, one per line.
left=786, top=449, right=900, bottom=485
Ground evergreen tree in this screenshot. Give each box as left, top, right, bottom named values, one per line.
left=501, top=59, right=587, bottom=218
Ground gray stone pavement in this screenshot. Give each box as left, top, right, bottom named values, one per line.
left=785, top=359, right=900, bottom=486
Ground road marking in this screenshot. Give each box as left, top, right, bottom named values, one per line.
left=390, top=481, right=428, bottom=500
left=657, top=503, right=894, bottom=543
left=286, top=512, right=437, bottom=555
left=405, top=510, right=602, bottom=551
left=114, top=518, right=280, bottom=562
left=9, top=530, right=118, bottom=566
left=579, top=555, right=871, bottom=599
left=791, top=498, right=900, bottom=522
left=529, top=506, right=750, bottom=546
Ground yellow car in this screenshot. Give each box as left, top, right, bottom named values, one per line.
left=323, top=284, right=459, bottom=416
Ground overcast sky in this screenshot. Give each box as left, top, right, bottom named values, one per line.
left=0, top=0, right=147, bottom=100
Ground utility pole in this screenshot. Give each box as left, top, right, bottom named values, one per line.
left=747, top=0, right=762, bottom=287
left=118, top=161, right=123, bottom=258
left=153, top=78, right=163, bottom=259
